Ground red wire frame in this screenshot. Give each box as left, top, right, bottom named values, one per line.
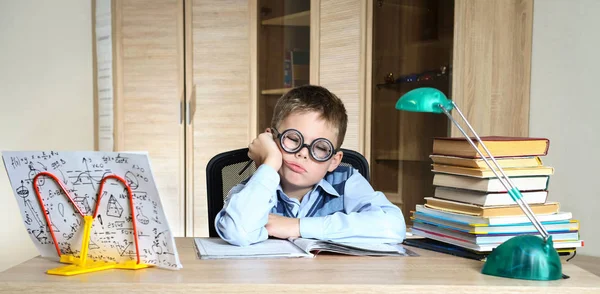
left=32, top=171, right=142, bottom=264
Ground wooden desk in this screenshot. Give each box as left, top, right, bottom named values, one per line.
left=1, top=238, right=599, bottom=293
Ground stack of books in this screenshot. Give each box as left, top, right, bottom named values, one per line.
left=410, top=136, right=583, bottom=258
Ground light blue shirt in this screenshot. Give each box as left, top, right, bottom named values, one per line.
left=215, top=164, right=406, bottom=246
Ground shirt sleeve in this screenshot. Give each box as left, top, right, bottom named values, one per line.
left=299, top=172, right=406, bottom=244
left=215, top=164, right=280, bottom=246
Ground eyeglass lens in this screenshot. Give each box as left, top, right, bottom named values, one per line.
left=279, top=129, right=333, bottom=161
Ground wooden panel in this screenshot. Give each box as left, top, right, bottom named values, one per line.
left=113, top=0, right=185, bottom=236
left=184, top=0, right=194, bottom=237
left=451, top=0, right=533, bottom=137
left=309, top=0, right=320, bottom=84
left=191, top=0, right=251, bottom=237
left=249, top=0, right=258, bottom=141
left=397, top=161, right=434, bottom=224
left=318, top=0, right=366, bottom=152
left=261, top=88, right=290, bottom=95
left=261, top=10, right=310, bottom=26
left=363, top=0, right=373, bottom=163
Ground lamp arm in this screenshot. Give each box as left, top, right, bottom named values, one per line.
left=440, top=103, right=550, bottom=241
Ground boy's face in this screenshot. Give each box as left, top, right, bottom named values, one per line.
left=274, top=111, right=343, bottom=192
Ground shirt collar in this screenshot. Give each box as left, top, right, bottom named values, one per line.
left=315, top=178, right=341, bottom=198
left=274, top=178, right=340, bottom=207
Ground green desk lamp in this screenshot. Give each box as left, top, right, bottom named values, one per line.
left=396, top=87, right=562, bottom=281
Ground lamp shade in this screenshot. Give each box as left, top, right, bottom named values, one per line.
left=395, top=87, right=453, bottom=113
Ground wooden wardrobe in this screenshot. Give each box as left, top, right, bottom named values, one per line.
left=94, top=0, right=533, bottom=234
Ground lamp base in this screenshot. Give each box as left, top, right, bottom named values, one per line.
left=481, top=235, right=562, bottom=281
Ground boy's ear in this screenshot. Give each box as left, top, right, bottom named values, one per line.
left=327, top=151, right=344, bottom=172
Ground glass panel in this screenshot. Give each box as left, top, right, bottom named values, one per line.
left=370, top=0, right=454, bottom=224
left=257, top=0, right=311, bottom=132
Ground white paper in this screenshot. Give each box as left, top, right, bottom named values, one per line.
left=291, top=238, right=416, bottom=256
left=194, top=238, right=310, bottom=259
left=2, top=151, right=181, bottom=269
left=194, top=237, right=418, bottom=259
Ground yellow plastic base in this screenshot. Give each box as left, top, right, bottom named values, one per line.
left=46, top=216, right=150, bottom=276
left=114, top=260, right=152, bottom=270
left=46, top=254, right=151, bottom=276
left=48, top=259, right=116, bottom=276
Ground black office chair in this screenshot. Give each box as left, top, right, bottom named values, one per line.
left=205, top=147, right=369, bottom=237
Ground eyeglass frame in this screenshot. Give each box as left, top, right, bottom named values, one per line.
left=270, top=127, right=338, bottom=162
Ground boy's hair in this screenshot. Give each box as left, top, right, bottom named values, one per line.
left=271, top=85, right=348, bottom=149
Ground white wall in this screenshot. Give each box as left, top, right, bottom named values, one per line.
left=530, top=0, right=600, bottom=257
left=0, top=0, right=93, bottom=271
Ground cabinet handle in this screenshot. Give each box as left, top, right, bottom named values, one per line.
left=187, top=86, right=196, bottom=125
left=186, top=99, right=190, bottom=125
left=179, top=100, right=183, bottom=125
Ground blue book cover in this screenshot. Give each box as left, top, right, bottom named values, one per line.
left=283, top=51, right=292, bottom=87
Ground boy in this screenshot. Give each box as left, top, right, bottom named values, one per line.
left=216, top=85, right=406, bottom=246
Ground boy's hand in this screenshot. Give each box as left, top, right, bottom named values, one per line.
left=248, top=130, right=282, bottom=171
left=265, top=214, right=300, bottom=239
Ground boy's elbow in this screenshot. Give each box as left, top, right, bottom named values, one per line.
left=215, top=217, right=262, bottom=247
left=217, top=230, right=252, bottom=247
left=216, top=220, right=251, bottom=247
left=394, top=221, right=406, bottom=243
left=383, top=211, right=406, bottom=243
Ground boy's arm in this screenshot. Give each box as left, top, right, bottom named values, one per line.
left=299, top=173, right=406, bottom=243
left=215, top=164, right=280, bottom=246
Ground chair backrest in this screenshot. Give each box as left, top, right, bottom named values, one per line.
left=205, top=147, right=369, bottom=237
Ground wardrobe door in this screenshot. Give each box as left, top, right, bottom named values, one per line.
left=451, top=0, right=533, bottom=136
left=113, top=0, right=186, bottom=236
left=187, top=0, right=252, bottom=236
left=314, top=0, right=368, bottom=153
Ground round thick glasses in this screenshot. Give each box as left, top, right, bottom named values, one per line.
left=271, top=128, right=336, bottom=162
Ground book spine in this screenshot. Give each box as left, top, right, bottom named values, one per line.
left=284, top=51, right=292, bottom=88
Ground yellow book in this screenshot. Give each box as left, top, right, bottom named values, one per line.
left=432, top=164, right=554, bottom=178
left=429, top=155, right=543, bottom=169
left=432, top=136, right=549, bottom=158
left=424, top=197, right=560, bottom=217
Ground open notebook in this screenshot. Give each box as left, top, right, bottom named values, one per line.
left=194, top=237, right=417, bottom=259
